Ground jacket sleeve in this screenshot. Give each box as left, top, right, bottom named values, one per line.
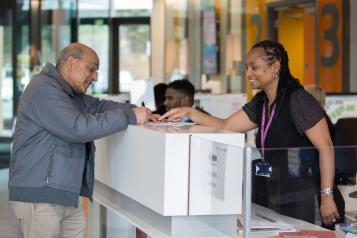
left=25, top=86, right=137, bottom=143
left=82, top=94, right=136, bottom=113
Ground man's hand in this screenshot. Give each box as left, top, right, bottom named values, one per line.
left=133, top=107, right=159, bottom=124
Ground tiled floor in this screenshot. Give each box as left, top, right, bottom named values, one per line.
left=0, top=169, right=22, bottom=238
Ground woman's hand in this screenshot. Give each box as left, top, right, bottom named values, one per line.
left=320, top=195, right=340, bottom=226
left=159, top=107, right=193, bottom=122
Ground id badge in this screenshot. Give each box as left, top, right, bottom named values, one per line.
left=255, top=159, right=272, bottom=177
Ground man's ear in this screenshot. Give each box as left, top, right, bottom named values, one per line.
left=66, top=56, right=76, bottom=72
left=180, top=96, right=190, bottom=107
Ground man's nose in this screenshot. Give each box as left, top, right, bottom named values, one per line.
left=91, top=72, right=98, bottom=81
left=163, top=99, right=168, bottom=106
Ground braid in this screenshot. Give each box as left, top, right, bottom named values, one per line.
left=252, top=40, right=301, bottom=95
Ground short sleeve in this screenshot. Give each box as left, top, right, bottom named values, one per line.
left=242, top=93, right=262, bottom=124
left=290, top=88, right=324, bottom=134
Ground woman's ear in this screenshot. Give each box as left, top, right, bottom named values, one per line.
left=272, top=60, right=281, bottom=74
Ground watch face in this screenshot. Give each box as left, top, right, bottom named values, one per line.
left=321, top=188, right=333, bottom=194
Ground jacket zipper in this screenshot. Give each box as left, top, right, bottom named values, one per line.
left=46, top=151, right=55, bottom=183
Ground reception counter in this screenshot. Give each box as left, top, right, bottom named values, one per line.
left=94, top=123, right=245, bottom=237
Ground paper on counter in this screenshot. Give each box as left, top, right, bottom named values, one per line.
left=145, top=122, right=196, bottom=127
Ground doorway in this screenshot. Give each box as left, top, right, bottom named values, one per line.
left=111, top=17, right=151, bottom=93
left=266, top=0, right=345, bottom=92
left=267, top=0, right=317, bottom=86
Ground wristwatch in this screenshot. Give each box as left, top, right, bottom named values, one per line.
left=320, top=187, right=334, bottom=195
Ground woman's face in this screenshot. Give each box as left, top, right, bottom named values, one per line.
left=245, top=47, right=279, bottom=91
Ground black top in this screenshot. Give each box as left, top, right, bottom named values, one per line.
left=152, top=105, right=167, bottom=115
left=242, top=87, right=326, bottom=223
left=242, top=87, right=344, bottom=226
left=243, top=88, right=324, bottom=137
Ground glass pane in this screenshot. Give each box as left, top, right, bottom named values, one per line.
left=252, top=147, right=320, bottom=225
left=16, top=1, right=30, bottom=96
left=119, top=24, right=150, bottom=92
left=111, top=0, right=152, bottom=17
left=40, top=0, right=76, bottom=65
left=79, top=23, right=109, bottom=94
left=250, top=145, right=350, bottom=230
left=78, top=0, right=110, bottom=18
left=0, top=9, right=13, bottom=131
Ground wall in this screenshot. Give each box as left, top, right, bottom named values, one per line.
left=278, top=8, right=304, bottom=84
left=303, top=7, right=316, bottom=85
left=0, top=27, right=3, bottom=131
left=318, top=0, right=343, bottom=92
left=350, top=0, right=357, bottom=92
left=151, top=0, right=165, bottom=85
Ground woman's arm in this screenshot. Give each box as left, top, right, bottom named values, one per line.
left=305, top=117, right=340, bottom=225
left=224, top=109, right=258, bottom=132
left=159, top=107, right=257, bottom=132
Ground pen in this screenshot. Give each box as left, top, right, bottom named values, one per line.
left=255, top=213, right=276, bottom=223
left=141, top=101, right=145, bottom=107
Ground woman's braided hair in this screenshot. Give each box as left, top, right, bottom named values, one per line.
left=252, top=40, right=302, bottom=96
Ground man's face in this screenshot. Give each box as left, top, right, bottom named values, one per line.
left=69, top=51, right=99, bottom=94
left=164, top=88, right=190, bottom=110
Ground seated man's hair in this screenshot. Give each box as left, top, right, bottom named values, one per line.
left=167, top=79, right=195, bottom=100
left=154, top=83, right=168, bottom=107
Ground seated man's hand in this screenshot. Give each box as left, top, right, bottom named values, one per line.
left=133, top=107, right=160, bottom=124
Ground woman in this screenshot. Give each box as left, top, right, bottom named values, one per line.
left=159, top=40, right=341, bottom=226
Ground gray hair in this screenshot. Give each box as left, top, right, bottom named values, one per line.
left=56, top=46, right=83, bottom=69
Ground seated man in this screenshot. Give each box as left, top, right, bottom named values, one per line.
left=164, top=79, right=208, bottom=120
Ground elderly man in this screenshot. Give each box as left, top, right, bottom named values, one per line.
left=9, top=43, right=155, bottom=238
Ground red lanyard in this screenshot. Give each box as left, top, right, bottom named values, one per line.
left=261, top=102, right=276, bottom=156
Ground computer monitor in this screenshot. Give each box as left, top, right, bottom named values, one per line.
left=129, top=79, right=156, bottom=111
left=333, top=117, right=357, bottom=185
left=325, top=93, right=357, bottom=123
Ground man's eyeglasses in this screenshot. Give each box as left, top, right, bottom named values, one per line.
left=74, top=57, right=99, bottom=74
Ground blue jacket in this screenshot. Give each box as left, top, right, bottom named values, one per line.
left=9, top=63, right=136, bottom=207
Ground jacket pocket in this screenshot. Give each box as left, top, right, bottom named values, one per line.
left=46, top=150, right=85, bottom=193
left=55, top=141, right=85, bottom=156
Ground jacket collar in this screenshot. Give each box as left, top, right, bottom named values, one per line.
left=41, top=63, right=77, bottom=97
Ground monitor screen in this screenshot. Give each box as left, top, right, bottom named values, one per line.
left=325, top=94, right=357, bottom=123
left=129, top=79, right=156, bottom=111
